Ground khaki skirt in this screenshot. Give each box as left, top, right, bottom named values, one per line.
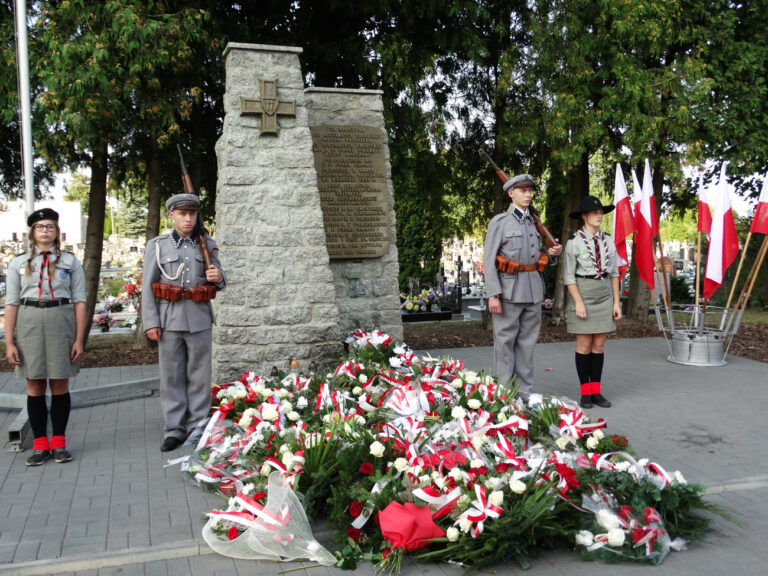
left=566, top=277, right=616, bottom=334
left=14, top=304, right=80, bottom=379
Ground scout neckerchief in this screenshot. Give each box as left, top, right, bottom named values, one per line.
left=577, top=229, right=609, bottom=278
left=38, top=250, right=54, bottom=298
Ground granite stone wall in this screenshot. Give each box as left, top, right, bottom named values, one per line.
left=212, top=43, right=401, bottom=382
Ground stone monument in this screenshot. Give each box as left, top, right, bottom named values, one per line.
left=213, top=43, right=402, bottom=382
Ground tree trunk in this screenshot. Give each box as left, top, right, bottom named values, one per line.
left=133, top=139, right=163, bottom=350
left=82, top=143, right=109, bottom=348
left=551, top=152, right=590, bottom=325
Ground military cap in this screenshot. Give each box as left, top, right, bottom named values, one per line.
left=27, top=207, right=59, bottom=227
left=166, top=193, right=200, bottom=212
left=503, top=174, right=536, bottom=192
left=569, top=195, right=615, bottom=219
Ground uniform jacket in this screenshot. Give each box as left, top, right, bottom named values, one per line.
left=141, top=232, right=226, bottom=333
left=483, top=206, right=553, bottom=304
left=5, top=250, right=86, bottom=304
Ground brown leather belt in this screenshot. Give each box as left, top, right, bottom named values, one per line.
left=151, top=282, right=216, bottom=302
left=495, top=252, right=548, bottom=275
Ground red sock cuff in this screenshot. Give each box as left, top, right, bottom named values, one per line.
left=580, top=383, right=592, bottom=395
left=591, top=382, right=602, bottom=394
left=33, top=436, right=50, bottom=451
left=50, top=435, right=66, bottom=449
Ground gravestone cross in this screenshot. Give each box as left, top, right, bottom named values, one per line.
left=240, top=78, right=295, bottom=135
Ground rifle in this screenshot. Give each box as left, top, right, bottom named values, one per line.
left=177, top=145, right=212, bottom=270
left=480, top=149, right=559, bottom=249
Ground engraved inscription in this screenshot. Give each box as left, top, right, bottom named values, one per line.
left=311, top=125, right=390, bottom=258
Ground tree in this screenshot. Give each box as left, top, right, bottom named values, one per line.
left=32, top=1, right=212, bottom=345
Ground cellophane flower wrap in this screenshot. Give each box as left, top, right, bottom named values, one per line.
left=177, top=329, right=714, bottom=572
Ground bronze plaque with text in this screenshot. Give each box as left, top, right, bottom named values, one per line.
left=311, top=125, right=390, bottom=258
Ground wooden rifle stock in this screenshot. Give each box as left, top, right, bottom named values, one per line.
left=177, top=145, right=212, bottom=270
left=480, top=149, right=559, bottom=249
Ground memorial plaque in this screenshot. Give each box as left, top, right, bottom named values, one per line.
left=311, top=125, right=390, bottom=258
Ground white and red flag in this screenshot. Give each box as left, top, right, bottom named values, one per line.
left=697, top=174, right=712, bottom=235
left=703, top=164, right=740, bottom=299
left=612, top=164, right=635, bottom=282
left=633, top=159, right=657, bottom=291
left=750, top=173, right=768, bottom=235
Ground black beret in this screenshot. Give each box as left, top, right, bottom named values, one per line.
left=27, top=207, right=59, bottom=227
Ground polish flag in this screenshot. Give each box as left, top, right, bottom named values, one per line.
left=750, top=173, right=768, bottom=235
left=697, top=175, right=712, bottom=235
left=633, top=160, right=657, bottom=291
left=612, top=164, right=635, bottom=281
left=703, top=164, right=740, bottom=299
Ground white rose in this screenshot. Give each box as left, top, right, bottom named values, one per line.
left=369, top=441, right=385, bottom=458
left=488, top=491, right=504, bottom=507
left=234, top=389, right=247, bottom=399
left=484, top=477, right=499, bottom=490
left=462, top=371, right=479, bottom=384
left=483, top=375, right=494, bottom=384
left=451, top=406, right=467, bottom=420
left=239, top=408, right=256, bottom=429
left=276, top=388, right=288, bottom=398
left=254, top=383, right=266, bottom=394
left=509, top=479, right=526, bottom=494
left=261, top=404, right=279, bottom=421
left=287, top=411, right=300, bottom=421
left=459, top=517, right=473, bottom=533
left=593, top=429, right=605, bottom=440
left=260, top=464, right=271, bottom=477
left=469, top=458, right=484, bottom=469
left=451, top=378, right=463, bottom=389
left=281, top=451, right=294, bottom=466
left=393, top=458, right=409, bottom=472
left=449, top=467, right=463, bottom=481
left=586, top=436, right=599, bottom=449
left=354, top=415, right=366, bottom=426
left=296, top=396, right=308, bottom=409
left=279, top=444, right=290, bottom=454
left=446, top=527, right=459, bottom=542
left=322, top=414, right=332, bottom=423
left=555, top=436, right=571, bottom=450
left=674, top=470, right=687, bottom=484
left=418, top=475, right=430, bottom=485
left=637, top=458, right=649, bottom=466
left=596, top=509, right=620, bottom=530
left=467, top=399, right=482, bottom=410
left=575, top=530, right=594, bottom=547
left=359, top=373, right=368, bottom=384
left=614, top=461, right=631, bottom=472
left=607, top=528, right=626, bottom=547
left=281, top=401, right=292, bottom=412
left=457, top=494, right=471, bottom=509
left=471, top=435, right=486, bottom=451
left=216, top=389, right=228, bottom=400
left=352, top=386, right=362, bottom=396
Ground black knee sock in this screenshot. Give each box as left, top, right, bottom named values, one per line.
left=27, top=395, right=48, bottom=439
left=50, top=392, right=71, bottom=437
left=575, top=353, right=591, bottom=385
left=590, top=353, right=605, bottom=384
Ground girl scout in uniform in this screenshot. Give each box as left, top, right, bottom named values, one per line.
left=563, top=196, right=622, bottom=409
left=4, top=208, right=87, bottom=466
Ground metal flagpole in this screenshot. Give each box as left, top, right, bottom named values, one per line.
left=15, top=0, right=35, bottom=216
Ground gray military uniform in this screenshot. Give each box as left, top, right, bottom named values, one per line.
left=141, top=231, right=226, bottom=441
left=483, top=205, right=552, bottom=397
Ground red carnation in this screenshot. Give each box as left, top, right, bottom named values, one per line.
left=359, top=462, right=374, bottom=475
left=349, top=500, right=364, bottom=517
left=227, top=526, right=239, bottom=541
left=347, top=527, right=361, bottom=540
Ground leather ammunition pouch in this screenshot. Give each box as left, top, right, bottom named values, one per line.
left=495, top=252, right=548, bottom=275
left=151, top=282, right=216, bottom=302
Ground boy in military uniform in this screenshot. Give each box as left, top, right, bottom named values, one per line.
left=141, top=194, right=226, bottom=452
left=483, top=174, right=562, bottom=400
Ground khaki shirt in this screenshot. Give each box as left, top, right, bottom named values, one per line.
left=562, top=229, right=619, bottom=285
left=5, top=250, right=86, bottom=304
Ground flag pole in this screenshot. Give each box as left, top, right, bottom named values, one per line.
left=15, top=0, right=35, bottom=216
left=721, top=232, right=750, bottom=330
left=723, top=235, right=768, bottom=344
left=695, top=231, right=702, bottom=307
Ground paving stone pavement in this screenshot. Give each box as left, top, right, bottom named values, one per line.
left=0, top=337, right=765, bottom=575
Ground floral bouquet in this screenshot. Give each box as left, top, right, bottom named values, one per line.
left=176, top=329, right=715, bottom=573
left=92, top=311, right=116, bottom=331
left=401, top=288, right=442, bottom=313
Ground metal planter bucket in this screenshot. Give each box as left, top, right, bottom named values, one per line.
left=667, top=329, right=727, bottom=367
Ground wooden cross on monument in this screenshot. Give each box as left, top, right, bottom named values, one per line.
left=240, top=79, right=295, bottom=135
